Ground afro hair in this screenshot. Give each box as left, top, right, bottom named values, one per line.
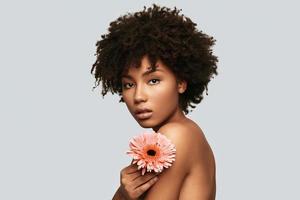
left=91, top=3, right=218, bottom=115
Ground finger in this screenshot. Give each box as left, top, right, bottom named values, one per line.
left=133, top=173, right=158, bottom=189
left=126, top=165, right=140, bottom=174
left=129, top=171, right=143, bottom=181
left=134, top=176, right=159, bottom=194
left=123, top=163, right=139, bottom=174
left=132, top=171, right=157, bottom=182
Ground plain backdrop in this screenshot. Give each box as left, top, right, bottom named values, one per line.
left=0, top=0, right=299, bottom=199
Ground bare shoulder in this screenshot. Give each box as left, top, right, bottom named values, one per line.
left=158, top=118, right=213, bottom=163
left=159, top=118, right=216, bottom=180
left=157, top=121, right=198, bottom=170
left=158, top=119, right=216, bottom=199
left=144, top=119, right=216, bottom=199
left=143, top=120, right=199, bottom=199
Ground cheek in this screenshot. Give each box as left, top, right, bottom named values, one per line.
left=151, top=83, right=178, bottom=103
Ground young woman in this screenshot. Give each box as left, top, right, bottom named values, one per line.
left=91, top=4, right=218, bottom=199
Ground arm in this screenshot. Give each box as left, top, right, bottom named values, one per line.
left=143, top=124, right=192, bottom=200
left=112, top=186, right=125, bottom=200
left=144, top=123, right=216, bottom=199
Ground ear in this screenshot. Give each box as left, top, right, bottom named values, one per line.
left=177, top=79, right=187, bottom=94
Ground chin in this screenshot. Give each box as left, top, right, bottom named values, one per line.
left=136, top=119, right=157, bottom=129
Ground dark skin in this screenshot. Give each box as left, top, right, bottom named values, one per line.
left=113, top=56, right=216, bottom=199
left=91, top=4, right=218, bottom=116
left=117, top=160, right=158, bottom=200
left=93, top=4, right=218, bottom=199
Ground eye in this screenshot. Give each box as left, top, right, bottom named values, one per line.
left=122, top=82, right=133, bottom=89
left=149, top=79, right=160, bottom=85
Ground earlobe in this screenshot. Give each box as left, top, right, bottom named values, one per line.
left=178, top=80, right=187, bottom=94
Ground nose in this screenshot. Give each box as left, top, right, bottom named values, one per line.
left=134, top=84, right=147, bottom=104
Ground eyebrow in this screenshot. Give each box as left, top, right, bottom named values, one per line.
left=121, top=68, right=163, bottom=79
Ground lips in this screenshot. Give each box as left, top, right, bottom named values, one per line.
left=135, top=108, right=153, bottom=120
left=135, top=108, right=152, bottom=115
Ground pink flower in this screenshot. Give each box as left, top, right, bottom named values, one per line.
left=126, top=131, right=176, bottom=175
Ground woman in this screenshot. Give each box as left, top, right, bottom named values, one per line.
left=91, top=4, right=218, bottom=199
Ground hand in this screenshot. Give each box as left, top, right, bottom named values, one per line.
left=119, top=162, right=159, bottom=200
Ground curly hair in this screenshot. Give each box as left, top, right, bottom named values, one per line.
left=91, top=3, right=218, bottom=115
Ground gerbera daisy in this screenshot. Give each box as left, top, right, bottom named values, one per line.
left=126, top=131, right=176, bottom=175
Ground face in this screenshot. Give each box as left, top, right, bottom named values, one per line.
left=121, top=55, right=187, bottom=131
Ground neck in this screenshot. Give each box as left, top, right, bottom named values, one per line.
left=152, top=106, right=187, bottom=132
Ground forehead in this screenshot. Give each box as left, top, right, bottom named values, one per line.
left=122, top=56, right=169, bottom=77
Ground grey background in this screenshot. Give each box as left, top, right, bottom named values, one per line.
left=0, top=0, right=299, bottom=199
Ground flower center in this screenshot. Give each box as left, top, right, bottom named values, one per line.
left=147, top=149, right=156, bottom=156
